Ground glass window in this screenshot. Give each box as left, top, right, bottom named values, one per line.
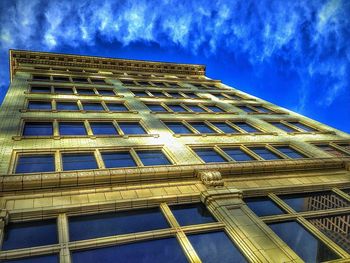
left=213, top=93, right=226, bottom=99
left=153, top=82, right=166, bottom=87
left=1, top=254, right=58, bottom=263
left=165, top=122, right=193, bottom=134
left=254, top=106, right=272, bottom=113
left=189, top=231, right=247, bottom=263
left=23, top=122, right=53, bottom=136
left=118, top=122, right=146, bottom=135
left=270, top=122, right=297, bottom=132
left=77, top=88, right=96, bottom=95
left=234, top=122, right=260, bottom=133
left=32, top=75, right=50, bottom=81
left=194, top=148, right=227, bottom=163
left=137, top=81, right=150, bottom=86
left=338, top=143, right=350, bottom=152
left=191, top=122, right=216, bottom=134
left=268, top=221, right=339, bottom=262
left=187, top=105, right=206, bottom=112
left=237, top=105, right=256, bottom=113
left=205, top=105, right=224, bottom=112
left=167, top=92, right=183, bottom=98
left=101, top=152, right=136, bottom=168
left=279, top=191, right=349, bottom=212
left=316, top=145, right=349, bottom=157
left=121, top=80, right=135, bottom=85
left=168, top=104, right=187, bottom=112
left=98, top=89, right=115, bottom=96
left=56, top=102, right=79, bottom=111
left=90, top=122, right=118, bottom=135
left=59, top=122, right=86, bottom=135
left=2, top=219, right=57, bottom=250
left=30, top=86, right=51, bottom=93
left=82, top=102, right=105, bottom=111
left=150, top=91, right=167, bottom=97
left=171, top=203, right=216, bottom=226
left=27, top=101, right=52, bottom=110
left=184, top=93, right=198, bottom=98
left=69, top=208, right=168, bottom=241
left=274, top=146, right=306, bottom=159
left=288, top=121, right=317, bottom=132
left=54, top=87, right=74, bottom=94
left=106, top=103, right=128, bottom=111
left=72, top=77, right=89, bottom=83
left=15, top=154, right=55, bottom=174
left=132, top=91, right=149, bottom=97
left=91, top=78, right=106, bottom=84
left=146, top=104, right=167, bottom=112
left=62, top=153, right=98, bottom=171
left=245, top=197, right=285, bottom=216
left=71, top=237, right=187, bottom=263
left=222, top=148, right=256, bottom=161
left=136, top=150, right=171, bottom=166
left=211, top=122, right=239, bottom=133
left=52, top=76, right=70, bottom=82
left=249, top=147, right=282, bottom=160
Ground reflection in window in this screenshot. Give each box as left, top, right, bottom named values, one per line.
left=165, top=122, right=193, bottom=134
left=82, top=102, right=105, bottom=111
left=1, top=254, right=58, bottom=263
left=171, top=203, right=216, bottom=226
left=132, top=91, right=149, bottom=97
left=270, top=122, right=298, bottom=133
left=211, top=122, right=239, bottom=133
left=59, top=122, right=87, bottom=135
left=206, top=105, right=224, bottom=112
left=245, top=197, right=285, bottom=216
left=56, top=102, right=79, bottom=111
left=98, top=89, right=115, bottom=96
left=274, top=146, right=306, bottom=159
left=288, top=121, right=317, bottom=132
left=101, top=152, right=136, bottom=168
left=186, top=105, right=205, bottom=112
left=28, top=101, right=52, bottom=110
left=234, top=122, right=260, bottom=133
left=23, top=122, right=53, bottom=136
left=191, top=122, right=216, bottom=134
left=15, top=155, right=55, bottom=174
left=168, top=104, right=187, bottom=112
left=222, top=148, right=255, bottom=161
left=54, top=87, right=74, bottom=94
left=118, top=122, right=146, bottom=135
left=106, top=103, right=128, bottom=111
left=62, top=153, right=98, bottom=171
left=315, top=145, right=350, bottom=157
left=249, top=147, right=282, bottom=160
left=77, top=88, right=95, bottom=95
left=268, top=221, right=339, bottom=262
left=90, top=122, right=118, bottom=135
left=31, top=86, right=51, bottom=93
left=136, top=150, right=170, bottom=166
left=146, top=104, right=167, bottom=112
left=194, top=148, right=227, bottom=163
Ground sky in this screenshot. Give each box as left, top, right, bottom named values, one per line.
left=0, top=0, right=349, bottom=132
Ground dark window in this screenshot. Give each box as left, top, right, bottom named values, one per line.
left=62, top=153, right=97, bottom=171
left=171, top=203, right=216, bottom=226
left=98, top=89, right=115, bottom=96
left=211, top=122, right=239, bottom=133
left=316, top=145, right=349, bottom=157
left=234, top=122, right=260, bottom=133
left=137, top=81, right=150, bottom=86
left=59, top=122, right=87, bottom=135
left=191, top=122, right=216, bottom=134
left=194, top=148, right=227, bottom=163
left=184, top=93, right=198, bottom=98
left=77, top=88, right=96, bottom=95
left=165, top=122, right=193, bottom=134
left=205, top=105, right=224, bottom=112
left=23, top=122, right=53, bottom=136
left=82, top=102, right=105, bottom=111
left=270, top=122, right=298, bottom=132
left=68, top=68, right=82, bottom=73
left=91, top=78, right=106, bottom=84
left=274, top=146, right=306, bottom=159
left=27, top=101, right=52, bottom=110
left=15, top=154, right=55, bottom=174
left=254, top=106, right=273, bottom=113
left=2, top=219, right=57, bottom=250
left=213, top=93, right=226, bottom=99
left=226, top=94, right=242, bottom=100
left=121, top=80, right=135, bottom=85
left=189, top=231, right=247, bottom=263
left=268, top=221, right=339, bottom=262
left=249, top=147, right=282, bottom=160
left=222, top=148, right=256, bottom=161
left=146, top=104, right=167, bottom=112
left=167, top=92, right=183, bottom=98
left=288, top=121, right=317, bottom=132
left=136, top=150, right=171, bottom=166
left=52, top=76, right=70, bottom=82
left=30, top=86, right=51, bottom=93
left=237, top=105, right=256, bottom=113
left=71, top=237, right=187, bottom=263
left=150, top=91, right=167, bottom=97
left=101, top=152, right=136, bottom=168
left=167, top=83, right=180, bottom=88
left=132, top=91, right=149, bottom=97
left=72, top=77, right=89, bottom=83
left=245, top=197, right=285, bottom=216
left=1, top=254, right=58, bottom=263
left=118, top=122, right=146, bottom=135
left=152, top=82, right=165, bottom=87
left=187, top=105, right=206, bottom=112
left=168, top=104, right=187, bottom=112
left=69, top=208, right=168, bottom=241
left=56, top=102, right=79, bottom=111
left=90, top=122, right=118, bottom=135
left=54, top=87, right=74, bottom=94
left=106, top=103, right=128, bottom=111
left=32, top=75, right=50, bottom=81
left=279, top=191, right=349, bottom=212
left=190, top=83, right=203, bottom=88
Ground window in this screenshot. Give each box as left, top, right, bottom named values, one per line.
left=15, top=154, right=55, bottom=173
left=194, top=148, right=227, bottom=163
left=82, top=102, right=105, bottom=111
left=62, top=153, right=98, bottom=171
left=288, top=121, right=317, bottom=132
left=146, top=104, right=167, bottom=112
left=106, top=103, right=128, bottom=111
left=150, top=91, right=167, bottom=97
left=237, top=105, right=256, bottom=113
left=222, top=148, right=256, bottom=161
left=254, top=105, right=272, bottom=113
left=136, top=150, right=171, bottom=166
left=168, top=104, right=187, bottom=112
left=121, top=80, right=135, bottom=85
left=77, top=88, right=96, bottom=95
left=152, top=82, right=166, bottom=87
left=54, top=87, right=74, bottom=94
left=245, top=197, right=285, bottom=216
left=211, top=122, right=239, bottom=133
left=183, top=93, right=198, bottom=98
left=118, top=122, right=146, bottom=135
left=170, top=203, right=216, bottom=226
left=132, top=91, right=149, bottom=97
left=23, top=122, right=53, bottom=136
left=32, top=75, right=50, bottom=81
left=165, top=122, right=193, bottom=134
left=98, top=89, right=115, bottom=96
left=91, top=78, right=106, bottom=84
left=249, top=147, right=282, bottom=160
left=186, top=105, right=206, bottom=112
left=274, top=146, right=306, bottom=159
left=315, top=144, right=349, bottom=157
left=190, top=122, right=216, bottom=134
left=52, top=76, right=70, bottom=82
left=101, top=151, right=136, bottom=168
left=72, top=77, right=89, bottom=83
left=1, top=254, right=58, bottom=263
left=137, top=81, right=150, bottom=86
left=59, top=122, right=87, bottom=135
left=27, top=101, right=52, bottom=110
left=205, top=105, right=224, bottom=112
left=30, top=86, right=51, bottom=93
left=270, top=122, right=298, bottom=132
left=234, top=122, right=260, bottom=133
left=90, top=122, right=118, bottom=135
left=213, top=93, right=226, bottom=99
left=56, top=101, right=79, bottom=111
left=167, top=92, right=183, bottom=98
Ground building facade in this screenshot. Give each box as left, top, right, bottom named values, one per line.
left=0, top=49, right=349, bottom=262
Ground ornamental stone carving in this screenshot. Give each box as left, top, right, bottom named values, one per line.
left=196, top=170, right=224, bottom=187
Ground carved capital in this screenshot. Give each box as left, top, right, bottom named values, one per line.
left=196, top=170, right=224, bottom=187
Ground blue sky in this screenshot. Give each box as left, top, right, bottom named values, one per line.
left=0, top=0, right=349, bottom=132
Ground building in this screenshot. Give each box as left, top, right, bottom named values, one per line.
left=0, top=49, right=349, bottom=262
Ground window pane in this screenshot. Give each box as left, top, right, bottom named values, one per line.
left=168, top=92, right=183, bottom=98
left=121, top=80, right=135, bottom=85
left=31, top=86, right=51, bottom=93
left=90, top=122, right=118, bottom=135
left=191, top=122, right=216, bottom=134
left=137, top=81, right=150, bottom=86
left=2, top=219, right=57, bottom=250
left=213, top=93, right=226, bottom=99
left=98, top=89, right=115, bottom=96
left=222, top=148, right=256, bottom=161
left=189, top=231, right=247, bottom=263
left=73, top=77, right=89, bottom=83
left=62, top=153, right=98, bottom=171
left=245, top=197, right=285, bottom=216
left=194, top=148, right=227, bottom=163
left=168, top=104, right=187, bottom=112
left=212, top=122, right=239, bottom=133
left=288, top=121, right=317, bottom=132
left=54, top=87, right=74, bottom=94
left=237, top=105, right=256, bottom=113
left=249, top=147, right=282, bottom=160
left=52, top=76, right=70, bottom=82
left=59, top=122, right=87, bottom=135
left=91, top=79, right=106, bottom=84
left=268, top=221, right=339, bottom=262
left=184, top=93, right=198, bottom=98
left=69, top=208, right=168, bottom=241
left=71, top=237, right=187, bottom=263
left=137, top=150, right=171, bottom=166
left=171, top=203, right=216, bottom=226
left=279, top=191, right=349, bottom=212
left=56, top=102, right=79, bottom=111
left=270, top=122, right=297, bottom=132
left=28, top=101, right=52, bottom=110
left=152, top=82, right=166, bottom=87
left=77, top=89, right=95, bottom=95
left=316, top=145, right=349, bottom=157
left=15, top=155, right=55, bottom=173
left=118, top=122, right=146, bottom=134
left=187, top=105, right=206, bottom=112
left=308, top=214, right=350, bottom=254
left=23, top=122, right=53, bottom=136
left=132, top=91, right=149, bottom=97
left=146, top=104, right=167, bottom=112
left=254, top=106, right=272, bottom=113
left=105, top=103, right=127, bottom=111
left=1, top=254, right=58, bottom=263
left=101, top=152, right=136, bottom=168
left=234, top=122, right=260, bottom=133
left=165, top=122, right=193, bottom=134
left=32, top=75, right=50, bottom=81
left=206, top=105, right=224, bottom=112
left=274, top=146, right=306, bottom=159
left=150, top=91, right=167, bottom=97
left=338, top=143, right=350, bottom=152
left=82, top=103, right=105, bottom=111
